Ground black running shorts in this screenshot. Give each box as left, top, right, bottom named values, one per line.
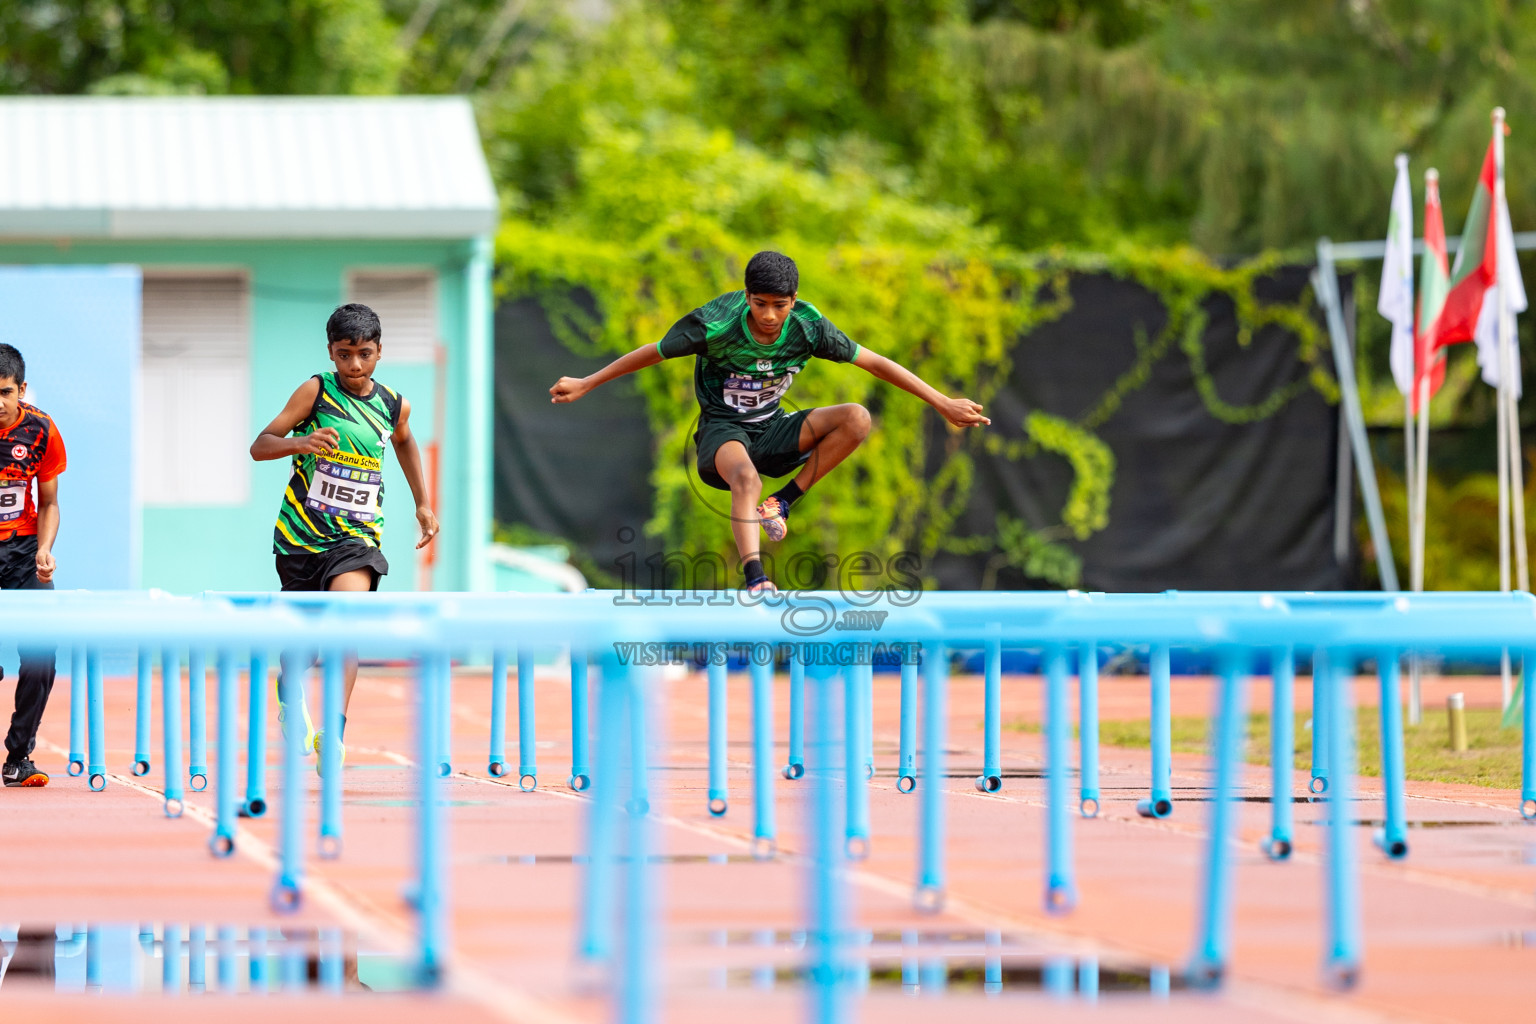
left=695, top=410, right=812, bottom=491
left=275, top=540, right=389, bottom=592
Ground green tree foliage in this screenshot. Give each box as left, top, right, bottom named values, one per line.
left=8, top=0, right=1534, bottom=588
left=0, top=0, right=403, bottom=94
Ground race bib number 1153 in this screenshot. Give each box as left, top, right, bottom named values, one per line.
left=305, top=459, right=381, bottom=522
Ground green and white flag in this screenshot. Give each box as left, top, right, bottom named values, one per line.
left=1473, top=170, right=1526, bottom=397
left=1379, top=154, right=1416, bottom=395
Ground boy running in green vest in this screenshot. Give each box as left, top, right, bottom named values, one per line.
left=251, top=304, right=439, bottom=765
left=549, top=251, right=989, bottom=592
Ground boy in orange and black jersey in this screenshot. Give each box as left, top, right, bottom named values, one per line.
left=0, top=344, right=66, bottom=787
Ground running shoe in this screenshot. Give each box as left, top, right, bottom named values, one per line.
left=756, top=496, right=789, bottom=542
left=276, top=682, right=318, bottom=756
left=314, top=730, right=347, bottom=777
left=2, top=758, right=48, bottom=787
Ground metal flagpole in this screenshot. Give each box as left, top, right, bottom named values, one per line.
left=1411, top=372, right=1430, bottom=725
left=1494, top=108, right=1523, bottom=713
left=1404, top=390, right=1416, bottom=584
left=1316, top=239, right=1401, bottom=590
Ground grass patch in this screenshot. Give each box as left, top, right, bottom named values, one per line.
left=1091, top=708, right=1523, bottom=790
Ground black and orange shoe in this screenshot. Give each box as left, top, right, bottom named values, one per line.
left=3, top=758, right=49, bottom=787
left=755, top=496, right=789, bottom=542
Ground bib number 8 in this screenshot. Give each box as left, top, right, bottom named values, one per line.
left=0, top=481, right=26, bottom=522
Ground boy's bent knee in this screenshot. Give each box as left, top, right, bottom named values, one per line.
left=845, top=404, right=872, bottom=439
left=725, top=463, right=761, bottom=491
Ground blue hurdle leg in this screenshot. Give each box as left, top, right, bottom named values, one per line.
left=1266, top=645, right=1295, bottom=860
left=807, top=658, right=848, bottom=1024
left=1187, top=649, right=1250, bottom=987
left=272, top=651, right=305, bottom=912
left=984, top=929, right=1002, bottom=995
left=319, top=928, right=345, bottom=993
left=844, top=661, right=871, bottom=859
left=86, top=649, right=106, bottom=791
left=187, top=648, right=208, bottom=792
left=619, top=662, right=655, bottom=1024
left=1521, top=650, right=1535, bottom=820
left=1044, top=645, right=1076, bottom=913
left=248, top=928, right=269, bottom=992
left=916, top=641, right=948, bottom=912
left=215, top=926, right=237, bottom=992
left=1324, top=650, right=1362, bottom=989
left=163, top=923, right=182, bottom=992
left=897, top=657, right=917, bottom=792
left=161, top=648, right=185, bottom=817
left=1310, top=650, right=1330, bottom=795
left=707, top=659, right=728, bottom=815
left=436, top=652, right=453, bottom=778
left=242, top=651, right=268, bottom=818
left=628, top=667, right=650, bottom=817
left=863, top=660, right=875, bottom=781
left=751, top=655, right=776, bottom=857
left=488, top=649, right=508, bottom=777
left=1078, top=642, right=1100, bottom=817
left=1137, top=643, right=1173, bottom=818
left=783, top=651, right=805, bottom=779
left=517, top=646, right=537, bottom=791
left=578, top=650, right=628, bottom=963
left=188, top=925, right=207, bottom=992
left=1080, top=956, right=1100, bottom=1003
left=318, top=647, right=344, bottom=858
left=570, top=648, right=591, bottom=791
left=68, top=647, right=85, bottom=776
left=211, top=649, right=237, bottom=856
left=133, top=648, right=153, bottom=776
left=1374, top=648, right=1408, bottom=859
left=977, top=636, right=1002, bottom=792
left=415, top=652, right=448, bottom=986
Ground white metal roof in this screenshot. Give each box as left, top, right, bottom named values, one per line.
left=0, top=96, right=498, bottom=239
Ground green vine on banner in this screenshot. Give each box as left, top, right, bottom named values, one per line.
left=1026, top=412, right=1114, bottom=540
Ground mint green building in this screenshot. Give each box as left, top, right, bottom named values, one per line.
left=0, top=97, right=498, bottom=592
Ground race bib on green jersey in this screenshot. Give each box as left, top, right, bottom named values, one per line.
left=722, top=369, right=797, bottom=414
left=304, top=455, right=382, bottom=522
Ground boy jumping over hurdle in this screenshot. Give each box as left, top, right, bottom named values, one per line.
left=0, top=344, right=67, bottom=788
left=549, top=251, right=989, bottom=592
left=251, top=304, right=438, bottom=767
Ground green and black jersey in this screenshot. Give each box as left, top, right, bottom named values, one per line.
left=272, top=372, right=403, bottom=555
left=656, top=291, right=860, bottom=423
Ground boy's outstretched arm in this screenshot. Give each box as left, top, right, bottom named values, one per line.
left=853, top=348, right=991, bottom=428
left=550, top=344, right=664, bottom=404
left=389, top=398, right=440, bottom=550
left=34, top=476, right=58, bottom=583
left=250, top=378, right=337, bottom=461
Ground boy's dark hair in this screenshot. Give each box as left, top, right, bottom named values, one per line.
left=326, top=303, right=382, bottom=346
left=744, top=251, right=798, bottom=296
left=0, top=344, right=25, bottom=385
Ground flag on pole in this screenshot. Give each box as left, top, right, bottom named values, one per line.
left=1427, top=141, right=1500, bottom=355
left=1473, top=167, right=1527, bottom=396
left=1380, top=154, right=1416, bottom=395
left=1414, top=170, right=1451, bottom=411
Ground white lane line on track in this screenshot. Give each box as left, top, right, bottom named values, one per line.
left=37, top=737, right=583, bottom=1024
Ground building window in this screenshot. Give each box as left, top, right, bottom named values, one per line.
left=346, top=270, right=438, bottom=363
left=139, top=273, right=251, bottom=505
